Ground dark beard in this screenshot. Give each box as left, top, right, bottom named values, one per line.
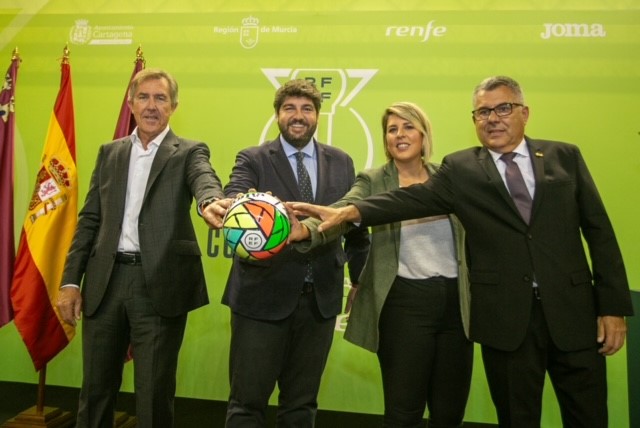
left=278, top=121, right=317, bottom=149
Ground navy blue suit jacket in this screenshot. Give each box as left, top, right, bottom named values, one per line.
left=223, top=137, right=369, bottom=320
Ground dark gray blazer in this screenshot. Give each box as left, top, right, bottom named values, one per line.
left=62, top=130, right=224, bottom=317
left=223, top=137, right=370, bottom=320
left=354, top=137, right=633, bottom=352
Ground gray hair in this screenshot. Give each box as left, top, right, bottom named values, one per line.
left=472, top=75, right=525, bottom=106
left=128, top=68, right=179, bottom=108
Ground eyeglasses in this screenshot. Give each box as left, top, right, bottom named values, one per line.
left=471, top=102, right=524, bottom=121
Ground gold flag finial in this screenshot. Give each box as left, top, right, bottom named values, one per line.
left=61, top=44, right=70, bottom=64
left=11, top=47, right=21, bottom=62
left=135, top=44, right=146, bottom=66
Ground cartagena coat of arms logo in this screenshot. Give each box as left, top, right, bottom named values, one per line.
left=69, top=19, right=92, bottom=45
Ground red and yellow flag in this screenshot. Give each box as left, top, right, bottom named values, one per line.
left=0, top=49, right=20, bottom=328
left=113, top=45, right=145, bottom=139
left=11, top=47, right=77, bottom=370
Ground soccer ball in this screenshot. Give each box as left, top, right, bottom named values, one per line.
left=222, top=192, right=291, bottom=260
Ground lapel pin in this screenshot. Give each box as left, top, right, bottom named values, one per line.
left=535, top=151, right=543, bottom=158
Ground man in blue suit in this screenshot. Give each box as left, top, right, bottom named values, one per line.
left=206, top=79, right=369, bottom=427
left=288, top=76, right=633, bottom=428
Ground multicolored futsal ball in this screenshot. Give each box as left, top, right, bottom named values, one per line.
left=222, top=192, right=291, bottom=261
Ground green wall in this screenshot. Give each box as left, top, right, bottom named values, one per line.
left=1, top=1, right=638, bottom=426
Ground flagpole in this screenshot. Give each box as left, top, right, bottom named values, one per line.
left=2, top=365, right=73, bottom=428
left=36, top=366, right=46, bottom=414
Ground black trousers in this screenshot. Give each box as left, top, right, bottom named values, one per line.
left=481, top=293, right=607, bottom=428
left=377, top=276, right=473, bottom=428
left=225, top=290, right=335, bottom=428
left=77, top=263, right=187, bottom=428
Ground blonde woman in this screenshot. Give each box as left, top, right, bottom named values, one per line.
left=290, top=102, right=473, bottom=428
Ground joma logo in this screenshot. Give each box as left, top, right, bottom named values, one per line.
left=541, top=23, right=606, bottom=39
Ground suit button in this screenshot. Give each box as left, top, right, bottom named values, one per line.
left=527, top=234, right=533, bottom=239
left=523, top=275, right=531, bottom=282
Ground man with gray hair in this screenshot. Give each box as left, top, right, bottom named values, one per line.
left=57, top=68, right=226, bottom=427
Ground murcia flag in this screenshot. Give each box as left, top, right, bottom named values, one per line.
left=11, top=47, right=77, bottom=370
left=0, top=49, right=20, bottom=328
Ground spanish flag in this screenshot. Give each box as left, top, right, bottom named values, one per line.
left=11, top=47, right=77, bottom=370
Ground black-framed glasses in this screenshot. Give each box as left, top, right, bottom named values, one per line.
left=472, top=102, right=524, bottom=121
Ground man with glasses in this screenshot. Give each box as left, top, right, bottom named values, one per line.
left=287, top=75, right=633, bottom=427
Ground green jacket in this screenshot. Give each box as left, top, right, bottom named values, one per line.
left=300, top=160, right=470, bottom=352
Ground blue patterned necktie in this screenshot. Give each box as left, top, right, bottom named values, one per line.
left=295, top=151, right=314, bottom=283
left=500, top=152, right=532, bottom=224
left=295, top=151, right=314, bottom=203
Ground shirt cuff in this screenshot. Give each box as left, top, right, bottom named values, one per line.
left=197, top=198, right=219, bottom=216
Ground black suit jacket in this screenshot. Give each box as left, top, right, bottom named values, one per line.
left=62, top=130, right=224, bottom=317
left=223, top=137, right=369, bottom=320
left=354, top=137, right=633, bottom=352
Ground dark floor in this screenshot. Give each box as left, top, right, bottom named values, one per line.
left=0, top=381, right=496, bottom=427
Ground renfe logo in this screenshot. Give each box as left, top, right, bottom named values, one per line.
left=385, top=20, right=447, bottom=42
left=541, top=23, right=606, bottom=39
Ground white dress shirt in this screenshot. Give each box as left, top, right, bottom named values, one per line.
left=117, top=126, right=170, bottom=252
left=488, top=139, right=536, bottom=200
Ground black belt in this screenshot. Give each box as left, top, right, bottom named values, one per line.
left=301, top=282, right=314, bottom=294
left=115, top=251, right=142, bottom=265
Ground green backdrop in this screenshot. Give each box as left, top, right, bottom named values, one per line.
left=1, top=1, right=638, bottom=426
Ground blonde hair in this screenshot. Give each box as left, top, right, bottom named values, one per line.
left=381, top=101, right=433, bottom=161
